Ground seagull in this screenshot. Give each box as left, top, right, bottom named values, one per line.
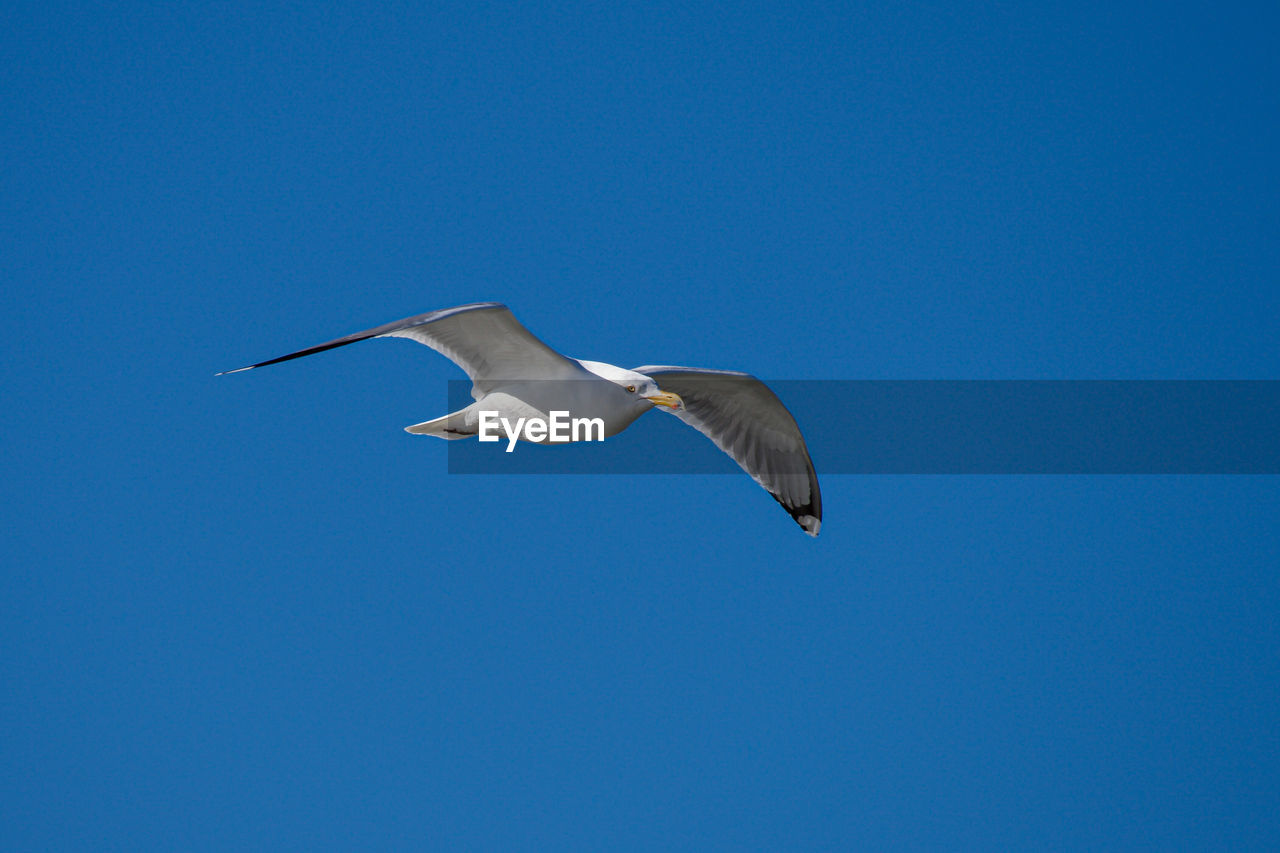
left=219, top=302, right=821, bottom=536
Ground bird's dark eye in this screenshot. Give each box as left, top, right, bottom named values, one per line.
left=626, top=384, right=636, bottom=392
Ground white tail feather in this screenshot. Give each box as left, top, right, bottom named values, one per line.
left=404, top=408, right=474, bottom=439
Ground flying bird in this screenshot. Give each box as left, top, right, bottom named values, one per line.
left=219, top=302, right=821, bottom=535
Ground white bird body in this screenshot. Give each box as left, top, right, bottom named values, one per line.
left=402, top=374, right=650, bottom=442
left=220, top=302, right=821, bottom=535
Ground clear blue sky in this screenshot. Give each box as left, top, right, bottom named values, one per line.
left=3, top=1, right=1278, bottom=849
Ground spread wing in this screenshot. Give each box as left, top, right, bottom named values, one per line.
left=219, top=302, right=586, bottom=395
left=633, top=366, right=822, bottom=536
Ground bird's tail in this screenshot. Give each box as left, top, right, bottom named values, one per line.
left=404, top=407, right=475, bottom=439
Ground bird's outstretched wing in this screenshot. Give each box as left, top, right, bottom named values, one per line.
left=219, top=302, right=585, bottom=394
left=633, top=366, right=822, bottom=536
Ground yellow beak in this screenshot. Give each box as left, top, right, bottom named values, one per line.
left=642, top=390, right=684, bottom=410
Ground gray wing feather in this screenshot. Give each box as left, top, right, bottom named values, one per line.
left=219, top=302, right=585, bottom=395
left=633, top=365, right=822, bottom=536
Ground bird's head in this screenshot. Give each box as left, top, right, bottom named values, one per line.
left=579, top=361, right=684, bottom=412
left=631, top=377, right=684, bottom=411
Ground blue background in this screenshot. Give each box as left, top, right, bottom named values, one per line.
left=4, top=1, right=1278, bottom=849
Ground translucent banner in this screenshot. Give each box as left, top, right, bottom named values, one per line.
left=442, top=380, right=1280, bottom=474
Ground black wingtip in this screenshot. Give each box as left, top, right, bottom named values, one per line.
left=787, top=503, right=822, bottom=537
left=772, top=490, right=822, bottom=537
left=797, top=514, right=821, bottom=537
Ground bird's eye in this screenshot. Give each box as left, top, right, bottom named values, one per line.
left=626, top=384, right=636, bottom=393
